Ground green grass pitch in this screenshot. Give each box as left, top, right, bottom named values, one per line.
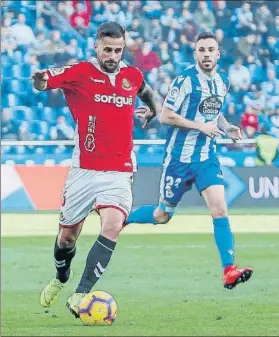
left=2, top=214, right=279, bottom=336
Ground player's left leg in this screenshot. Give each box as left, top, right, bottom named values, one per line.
left=196, top=160, right=253, bottom=289
left=66, top=171, right=132, bottom=317
left=67, top=207, right=125, bottom=317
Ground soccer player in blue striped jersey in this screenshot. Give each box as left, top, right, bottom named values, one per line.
left=126, top=32, right=253, bottom=290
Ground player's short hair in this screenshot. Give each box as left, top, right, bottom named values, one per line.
left=195, top=32, right=218, bottom=44
left=96, top=22, right=125, bottom=40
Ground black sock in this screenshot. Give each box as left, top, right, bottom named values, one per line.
left=54, top=238, right=76, bottom=283
left=76, top=234, right=116, bottom=293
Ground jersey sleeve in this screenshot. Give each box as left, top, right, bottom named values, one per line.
left=163, top=75, right=192, bottom=112
left=45, top=62, right=83, bottom=90
left=133, top=67, right=144, bottom=92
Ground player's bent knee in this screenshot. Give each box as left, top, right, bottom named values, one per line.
left=101, top=221, right=123, bottom=241
left=153, top=210, right=171, bottom=224
left=58, top=232, right=77, bottom=249
left=211, top=204, right=228, bottom=218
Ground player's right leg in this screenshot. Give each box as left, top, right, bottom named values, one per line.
left=40, top=222, right=84, bottom=307
left=40, top=167, right=96, bottom=307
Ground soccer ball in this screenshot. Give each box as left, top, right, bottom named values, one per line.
left=79, top=291, right=118, bottom=326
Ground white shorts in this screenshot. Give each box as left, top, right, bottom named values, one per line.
left=59, top=167, right=133, bottom=227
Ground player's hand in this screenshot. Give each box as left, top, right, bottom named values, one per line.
left=31, top=69, right=49, bottom=91
left=135, top=106, right=155, bottom=128
left=198, top=122, right=225, bottom=138
left=225, top=125, right=243, bottom=143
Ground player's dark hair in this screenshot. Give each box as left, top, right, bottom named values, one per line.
left=195, top=32, right=218, bottom=44
left=97, top=22, right=125, bottom=40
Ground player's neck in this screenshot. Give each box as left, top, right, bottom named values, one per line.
left=196, top=63, right=217, bottom=78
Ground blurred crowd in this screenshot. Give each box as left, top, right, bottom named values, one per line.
left=1, top=0, right=279, bottom=156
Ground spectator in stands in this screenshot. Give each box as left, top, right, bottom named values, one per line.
left=65, top=38, right=84, bottom=60
left=229, top=58, right=251, bottom=93
left=90, top=1, right=109, bottom=26
left=1, top=27, right=17, bottom=57
left=70, top=0, right=92, bottom=35
left=255, top=3, right=274, bottom=34
left=214, top=0, right=232, bottom=33
left=33, top=18, right=49, bottom=37
left=142, top=1, right=162, bottom=20
left=243, top=84, right=266, bottom=112
left=269, top=106, right=279, bottom=136
left=178, top=8, right=193, bottom=26
left=48, top=30, right=68, bottom=65
left=56, top=1, right=74, bottom=21
left=166, top=19, right=181, bottom=46
left=127, top=18, right=145, bottom=43
left=50, top=115, right=75, bottom=140
left=269, top=15, right=279, bottom=38
left=224, top=102, right=241, bottom=126
left=146, top=19, right=163, bottom=45
left=194, top=1, right=216, bottom=32
left=9, top=13, right=35, bottom=45
left=132, top=41, right=161, bottom=75
left=261, top=68, right=279, bottom=96
left=241, top=105, right=259, bottom=139
left=27, top=32, right=50, bottom=63
left=234, top=2, right=257, bottom=36
left=124, top=2, right=140, bottom=28
left=265, top=35, right=279, bottom=65
left=215, top=28, right=233, bottom=69
left=246, top=55, right=264, bottom=84
left=181, top=18, right=198, bottom=44
left=3, top=15, right=13, bottom=29
left=106, top=2, right=126, bottom=27
left=176, top=33, right=193, bottom=63
left=2, top=108, right=18, bottom=140
left=157, top=40, right=172, bottom=66
left=237, top=33, right=258, bottom=60
left=17, top=121, right=33, bottom=141
left=160, top=7, right=176, bottom=40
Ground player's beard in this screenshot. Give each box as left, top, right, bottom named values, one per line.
left=99, top=59, right=119, bottom=73
left=198, top=59, right=217, bottom=74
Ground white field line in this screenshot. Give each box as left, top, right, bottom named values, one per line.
left=1, top=214, right=279, bottom=237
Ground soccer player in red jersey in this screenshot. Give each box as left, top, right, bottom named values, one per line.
left=33, top=22, right=158, bottom=317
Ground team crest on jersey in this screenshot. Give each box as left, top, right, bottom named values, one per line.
left=122, top=78, right=132, bottom=90
left=198, top=95, right=223, bottom=121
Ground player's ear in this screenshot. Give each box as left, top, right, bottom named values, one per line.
left=94, top=40, right=99, bottom=52
left=193, top=50, right=197, bottom=61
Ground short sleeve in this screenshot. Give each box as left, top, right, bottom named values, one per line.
left=46, top=62, right=83, bottom=90
left=163, top=75, right=192, bottom=112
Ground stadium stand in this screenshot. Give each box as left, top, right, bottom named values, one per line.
left=1, top=0, right=279, bottom=163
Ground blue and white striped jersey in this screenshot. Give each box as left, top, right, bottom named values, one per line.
left=163, top=64, right=230, bottom=163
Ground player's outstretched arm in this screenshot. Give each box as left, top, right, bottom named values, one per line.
left=31, top=70, right=49, bottom=91
left=161, top=106, right=224, bottom=138
left=218, top=114, right=242, bottom=142
left=136, top=82, right=158, bottom=127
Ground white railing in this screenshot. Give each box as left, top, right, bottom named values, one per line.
left=1, top=139, right=256, bottom=146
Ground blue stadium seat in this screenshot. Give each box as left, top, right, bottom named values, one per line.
left=4, top=93, right=23, bottom=107
left=13, top=106, right=37, bottom=120
left=42, top=107, right=58, bottom=122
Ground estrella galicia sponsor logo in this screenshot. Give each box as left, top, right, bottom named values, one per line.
left=198, top=95, right=222, bottom=120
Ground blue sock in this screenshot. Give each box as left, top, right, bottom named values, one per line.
left=213, top=217, right=234, bottom=268
left=125, top=205, right=157, bottom=224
